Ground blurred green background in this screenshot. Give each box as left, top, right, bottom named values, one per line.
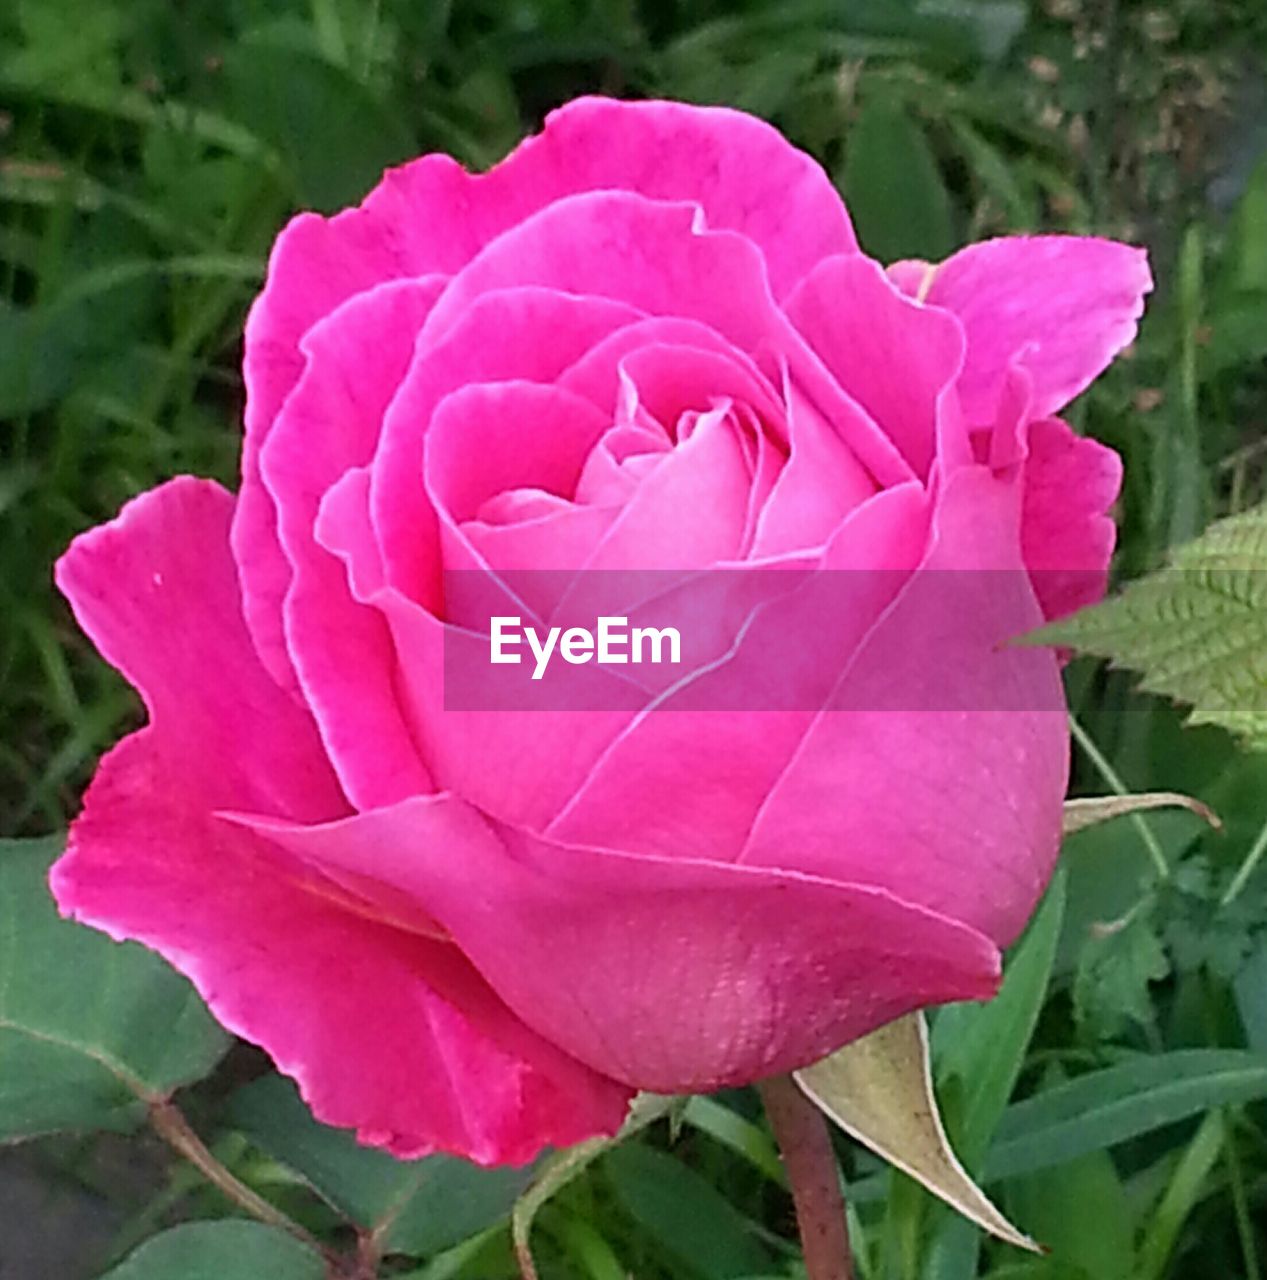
left=2, top=2, right=1267, bottom=1279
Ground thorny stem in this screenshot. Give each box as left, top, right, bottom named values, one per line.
left=758, top=1075, right=854, bottom=1280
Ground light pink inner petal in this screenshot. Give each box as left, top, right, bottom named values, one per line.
left=749, top=370, right=878, bottom=559
left=371, top=288, right=644, bottom=608
left=557, top=315, right=778, bottom=415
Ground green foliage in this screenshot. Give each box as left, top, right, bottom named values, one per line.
left=603, top=1142, right=775, bottom=1279
left=1041, top=503, right=1267, bottom=748
left=98, top=1222, right=325, bottom=1280
left=986, top=1050, right=1267, bottom=1181
left=0, top=837, right=229, bottom=1141
left=228, top=1074, right=532, bottom=1257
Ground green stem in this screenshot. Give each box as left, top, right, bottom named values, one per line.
left=149, top=1100, right=328, bottom=1258
left=1221, top=812, right=1267, bottom=907
left=1069, top=714, right=1170, bottom=881
left=758, top=1076, right=854, bottom=1280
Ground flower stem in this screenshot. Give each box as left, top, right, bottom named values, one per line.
left=148, top=1099, right=327, bottom=1255
left=758, top=1075, right=854, bottom=1280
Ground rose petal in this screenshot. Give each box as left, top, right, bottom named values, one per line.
left=892, top=236, right=1152, bottom=424
left=1022, top=417, right=1122, bottom=620
left=786, top=254, right=968, bottom=479
left=56, top=479, right=344, bottom=822
left=54, top=480, right=629, bottom=1164
left=260, top=280, right=443, bottom=805
left=547, top=484, right=931, bottom=858
left=372, top=288, right=643, bottom=607
left=740, top=463, right=1068, bottom=946
left=750, top=370, right=878, bottom=558
left=243, top=797, right=1001, bottom=1093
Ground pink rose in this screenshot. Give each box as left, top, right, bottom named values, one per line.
left=54, top=97, right=1148, bottom=1165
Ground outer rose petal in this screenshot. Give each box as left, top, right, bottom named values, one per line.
left=53, top=480, right=631, bottom=1163
left=890, top=236, right=1152, bottom=424
left=55, top=478, right=344, bottom=823
left=244, top=797, right=1002, bottom=1093
left=263, top=280, right=443, bottom=806
left=1021, top=416, right=1123, bottom=621
left=740, top=463, right=1068, bottom=946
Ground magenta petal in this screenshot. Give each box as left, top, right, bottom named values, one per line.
left=911, top=235, right=1153, bottom=423
left=525, top=96, right=857, bottom=297
left=569, top=406, right=753, bottom=573
left=371, top=288, right=643, bottom=604
left=56, top=736, right=629, bottom=1164
left=260, top=280, right=442, bottom=805
left=53, top=481, right=629, bottom=1163
left=426, top=381, right=611, bottom=524
left=786, top=254, right=967, bottom=478
left=246, top=798, right=1001, bottom=1093
left=1022, top=417, right=1122, bottom=620
left=741, top=464, right=1068, bottom=946
left=548, top=484, right=931, bottom=860
left=419, top=192, right=793, bottom=357
left=558, top=317, right=779, bottom=419
left=55, top=478, right=344, bottom=822
left=750, top=374, right=878, bottom=558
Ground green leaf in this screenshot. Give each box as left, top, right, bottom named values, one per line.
left=1005, top=1146, right=1135, bottom=1280
left=603, top=1142, right=773, bottom=1279
left=228, top=1074, right=528, bottom=1256
left=222, top=40, right=418, bottom=210
left=1234, top=936, right=1267, bottom=1051
left=0, top=837, right=230, bottom=1141
left=510, top=1094, right=677, bottom=1280
left=1072, top=912, right=1170, bottom=1040
left=925, top=874, right=1066, bottom=1279
left=97, top=1221, right=325, bottom=1280
left=936, top=872, right=1066, bottom=1166
left=840, top=98, right=956, bottom=262
left=1034, top=503, right=1267, bottom=748
left=1135, top=1111, right=1225, bottom=1280
left=986, top=1050, right=1267, bottom=1181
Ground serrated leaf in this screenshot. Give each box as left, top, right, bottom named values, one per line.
left=98, top=1221, right=325, bottom=1280
left=0, top=837, right=230, bottom=1141
left=795, top=1013, right=1039, bottom=1252
left=229, top=1074, right=528, bottom=1257
left=1062, top=793, right=1219, bottom=836
left=1035, top=504, right=1267, bottom=747
left=1073, top=912, right=1170, bottom=1039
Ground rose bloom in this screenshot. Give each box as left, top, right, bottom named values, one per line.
left=54, top=98, right=1148, bottom=1165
